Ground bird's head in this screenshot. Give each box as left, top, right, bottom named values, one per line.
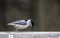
left=27, top=19, right=34, bottom=27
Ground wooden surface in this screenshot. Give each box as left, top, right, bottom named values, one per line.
left=0, top=32, right=60, bottom=38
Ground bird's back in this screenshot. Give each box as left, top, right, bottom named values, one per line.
left=14, top=21, right=27, bottom=25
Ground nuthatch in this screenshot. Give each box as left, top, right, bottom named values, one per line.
left=8, top=19, right=34, bottom=31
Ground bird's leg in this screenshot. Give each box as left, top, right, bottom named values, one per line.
left=13, top=28, right=16, bottom=32
left=16, top=28, right=18, bottom=32
left=18, top=29, right=23, bottom=32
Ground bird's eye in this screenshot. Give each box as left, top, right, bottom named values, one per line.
left=25, top=20, right=27, bottom=21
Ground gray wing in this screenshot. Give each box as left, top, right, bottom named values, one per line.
left=14, top=22, right=27, bottom=25
left=8, top=20, right=27, bottom=25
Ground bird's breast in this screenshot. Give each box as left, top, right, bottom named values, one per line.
left=14, top=25, right=29, bottom=29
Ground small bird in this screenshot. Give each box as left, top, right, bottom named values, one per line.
left=8, top=19, right=34, bottom=31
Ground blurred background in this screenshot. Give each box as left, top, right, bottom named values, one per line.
left=0, top=0, right=60, bottom=31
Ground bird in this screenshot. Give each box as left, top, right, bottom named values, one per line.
left=8, top=19, right=34, bottom=31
